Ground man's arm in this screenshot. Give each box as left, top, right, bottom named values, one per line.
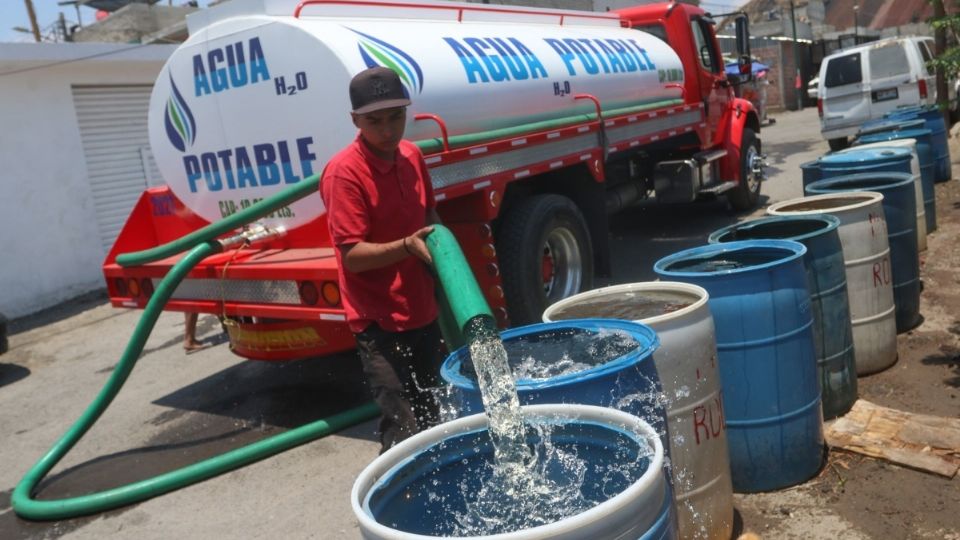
left=341, top=226, right=434, bottom=273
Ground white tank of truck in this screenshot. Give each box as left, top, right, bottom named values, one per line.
left=148, top=0, right=685, bottom=230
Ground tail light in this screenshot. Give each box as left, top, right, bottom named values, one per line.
left=817, top=98, right=823, bottom=118
left=919, top=79, right=928, bottom=100
left=140, top=278, right=154, bottom=298
left=321, top=281, right=341, bottom=306
left=127, top=278, right=141, bottom=298
left=299, top=281, right=320, bottom=306
left=114, top=277, right=128, bottom=297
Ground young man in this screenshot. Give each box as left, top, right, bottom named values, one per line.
left=320, top=67, right=445, bottom=453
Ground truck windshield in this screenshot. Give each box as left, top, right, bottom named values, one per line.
left=825, top=52, right=862, bottom=88
left=634, top=24, right=668, bottom=43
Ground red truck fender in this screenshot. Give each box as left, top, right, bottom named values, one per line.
left=724, top=97, right=761, bottom=166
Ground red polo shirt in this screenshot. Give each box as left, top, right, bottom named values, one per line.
left=320, top=135, right=438, bottom=333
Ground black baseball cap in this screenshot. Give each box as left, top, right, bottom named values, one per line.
left=349, top=67, right=411, bottom=114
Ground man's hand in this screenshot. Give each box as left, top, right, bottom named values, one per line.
left=405, top=226, right=434, bottom=265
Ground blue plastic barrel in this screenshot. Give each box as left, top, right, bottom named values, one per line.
left=887, top=106, right=951, bottom=182
left=800, top=160, right=822, bottom=190
left=819, top=146, right=913, bottom=180
left=857, top=117, right=925, bottom=137
left=441, top=319, right=668, bottom=443
left=354, top=404, right=678, bottom=539
left=806, top=173, right=921, bottom=332
left=858, top=128, right=937, bottom=232
left=653, top=240, right=824, bottom=493
left=708, top=216, right=857, bottom=420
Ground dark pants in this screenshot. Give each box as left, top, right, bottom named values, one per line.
left=355, top=321, right=446, bottom=454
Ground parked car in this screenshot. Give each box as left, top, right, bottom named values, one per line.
left=807, top=76, right=819, bottom=100
left=818, top=36, right=939, bottom=150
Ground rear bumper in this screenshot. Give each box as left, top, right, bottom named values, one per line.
left=820, top=123, right=859, bottom=141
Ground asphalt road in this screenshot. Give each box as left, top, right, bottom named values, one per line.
left=0, top=108, right=831, bottom=539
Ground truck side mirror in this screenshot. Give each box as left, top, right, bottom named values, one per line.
left=735, top=15, right=750, bottom=60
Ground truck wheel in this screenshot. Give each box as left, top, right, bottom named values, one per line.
left=827, top=137, right=849, bottom=151
left=497, top=194, right=594, bottom=326
left=728, top=128, right=762, bottom=211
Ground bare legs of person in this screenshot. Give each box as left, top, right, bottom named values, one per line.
left=183, top=312, right=209, bottom=353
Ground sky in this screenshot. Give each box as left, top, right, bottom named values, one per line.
left=1, top=0, right=751, bottom=43
left=1, top=1, right=217, bottom=43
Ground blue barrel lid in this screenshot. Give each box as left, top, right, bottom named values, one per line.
left=440, top=318, right=660, bottom=390
left=806, top=172, right=914, bottom=195
left=858, top=128, right=933, bottom=145
left=857, top=118, right=925, bottom=136
left=820, top=146, right=911, bottom=167
left=708, top=214, right=840, bottom=245
left=653, top=239, right=807, bottom=278
left=884, top=105, right=929, bottom=118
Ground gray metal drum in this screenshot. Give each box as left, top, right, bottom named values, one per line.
left=543, top=282, right=732, bottom=540
left=768, top=192, right=897, bottom=374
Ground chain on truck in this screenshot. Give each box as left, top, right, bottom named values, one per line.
left=102, top=0, right=764, bottom=361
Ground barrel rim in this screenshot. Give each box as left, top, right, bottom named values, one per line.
left=806, top=171, right=915, bottom=195
left=351, top=403, right=666, bottom=540
left=440, top=319, right=660, bottom=391
left=541, top=281, right=709, bottom=326
left=652, top=239, right=807, bottom=278
left=819, top=146, right=912, bottom=166
left=706, top=214, right=840, bottom=246
left=767, top=191, right=884, bottom=216
left=858, top=128, right=933, bottom=144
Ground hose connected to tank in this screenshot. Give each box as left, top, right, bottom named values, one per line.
left=13, top=184, right=379, bottom=520
left=14, top=174, right=491, bottom=519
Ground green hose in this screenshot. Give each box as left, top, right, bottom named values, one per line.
left=426, top=225, right=494, bottom=350
left=115, top=174, right=321, bottom=267
left=12, top=240, right=378, bottom=520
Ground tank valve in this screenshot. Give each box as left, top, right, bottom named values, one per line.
left=217, top=223, right=288, bottom=250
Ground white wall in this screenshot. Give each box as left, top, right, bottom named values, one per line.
left=0, top=43, right=175, bottom=319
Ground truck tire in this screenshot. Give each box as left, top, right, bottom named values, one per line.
left=497, top=194, right=594, bottom=326
left=728, top=128, right=762, bottom=211
left=828, top=137, right=849, bottom=151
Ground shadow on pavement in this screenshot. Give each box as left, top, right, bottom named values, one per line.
left=0, top=363, right=30, bottom=389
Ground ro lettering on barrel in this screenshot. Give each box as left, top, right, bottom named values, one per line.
left=692, top=391, right=725, bottom=445
left=873, top=256, right=891, bottom=287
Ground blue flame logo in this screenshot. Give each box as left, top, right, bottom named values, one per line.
left=349, top=28, right=424, bottom=95
left=164, top=74, right=197, bottom=152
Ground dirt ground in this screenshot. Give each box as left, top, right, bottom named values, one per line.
left=0, top=109, right=958, bottom=539
left=731, top=136, right=960, bottom=540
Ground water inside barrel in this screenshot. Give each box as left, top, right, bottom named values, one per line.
left=550, top=289, right=698, bottom=321
left=460, top=327, right=641, bottom=380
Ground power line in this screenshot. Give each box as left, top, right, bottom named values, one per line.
left=0, top=41, right=155, bottom=78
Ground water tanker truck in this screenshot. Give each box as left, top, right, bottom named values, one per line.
left=103, top=0, right=763, bottom=361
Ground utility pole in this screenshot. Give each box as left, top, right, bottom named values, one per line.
left=23, top=0, right=42, bottom=43
left=790, top=0, right=803, bottom=110
left=853, top=5, right=859, bottom=45
left=934, top=0, right=948, bottom=127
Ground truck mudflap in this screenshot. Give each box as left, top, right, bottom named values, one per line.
left=222, top=318, right=355, bottom=361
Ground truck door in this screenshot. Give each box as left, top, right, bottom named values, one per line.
left=690, top=16, right=727, bottom=145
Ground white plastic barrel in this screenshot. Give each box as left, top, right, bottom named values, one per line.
left=839, top=140, right=927, bottom=251
left=768, top=192, right=897, bottom=374
left=543, top=282, right=733, bottom=540
left=352, top=404, right=675, bottom=539
left=148, top=0, right=685, bottom=231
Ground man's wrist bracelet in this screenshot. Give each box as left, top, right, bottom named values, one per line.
left=403, top=236, right=411, bottom=254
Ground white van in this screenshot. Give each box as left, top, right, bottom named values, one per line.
left=818, top=36, right=940, bottom=151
